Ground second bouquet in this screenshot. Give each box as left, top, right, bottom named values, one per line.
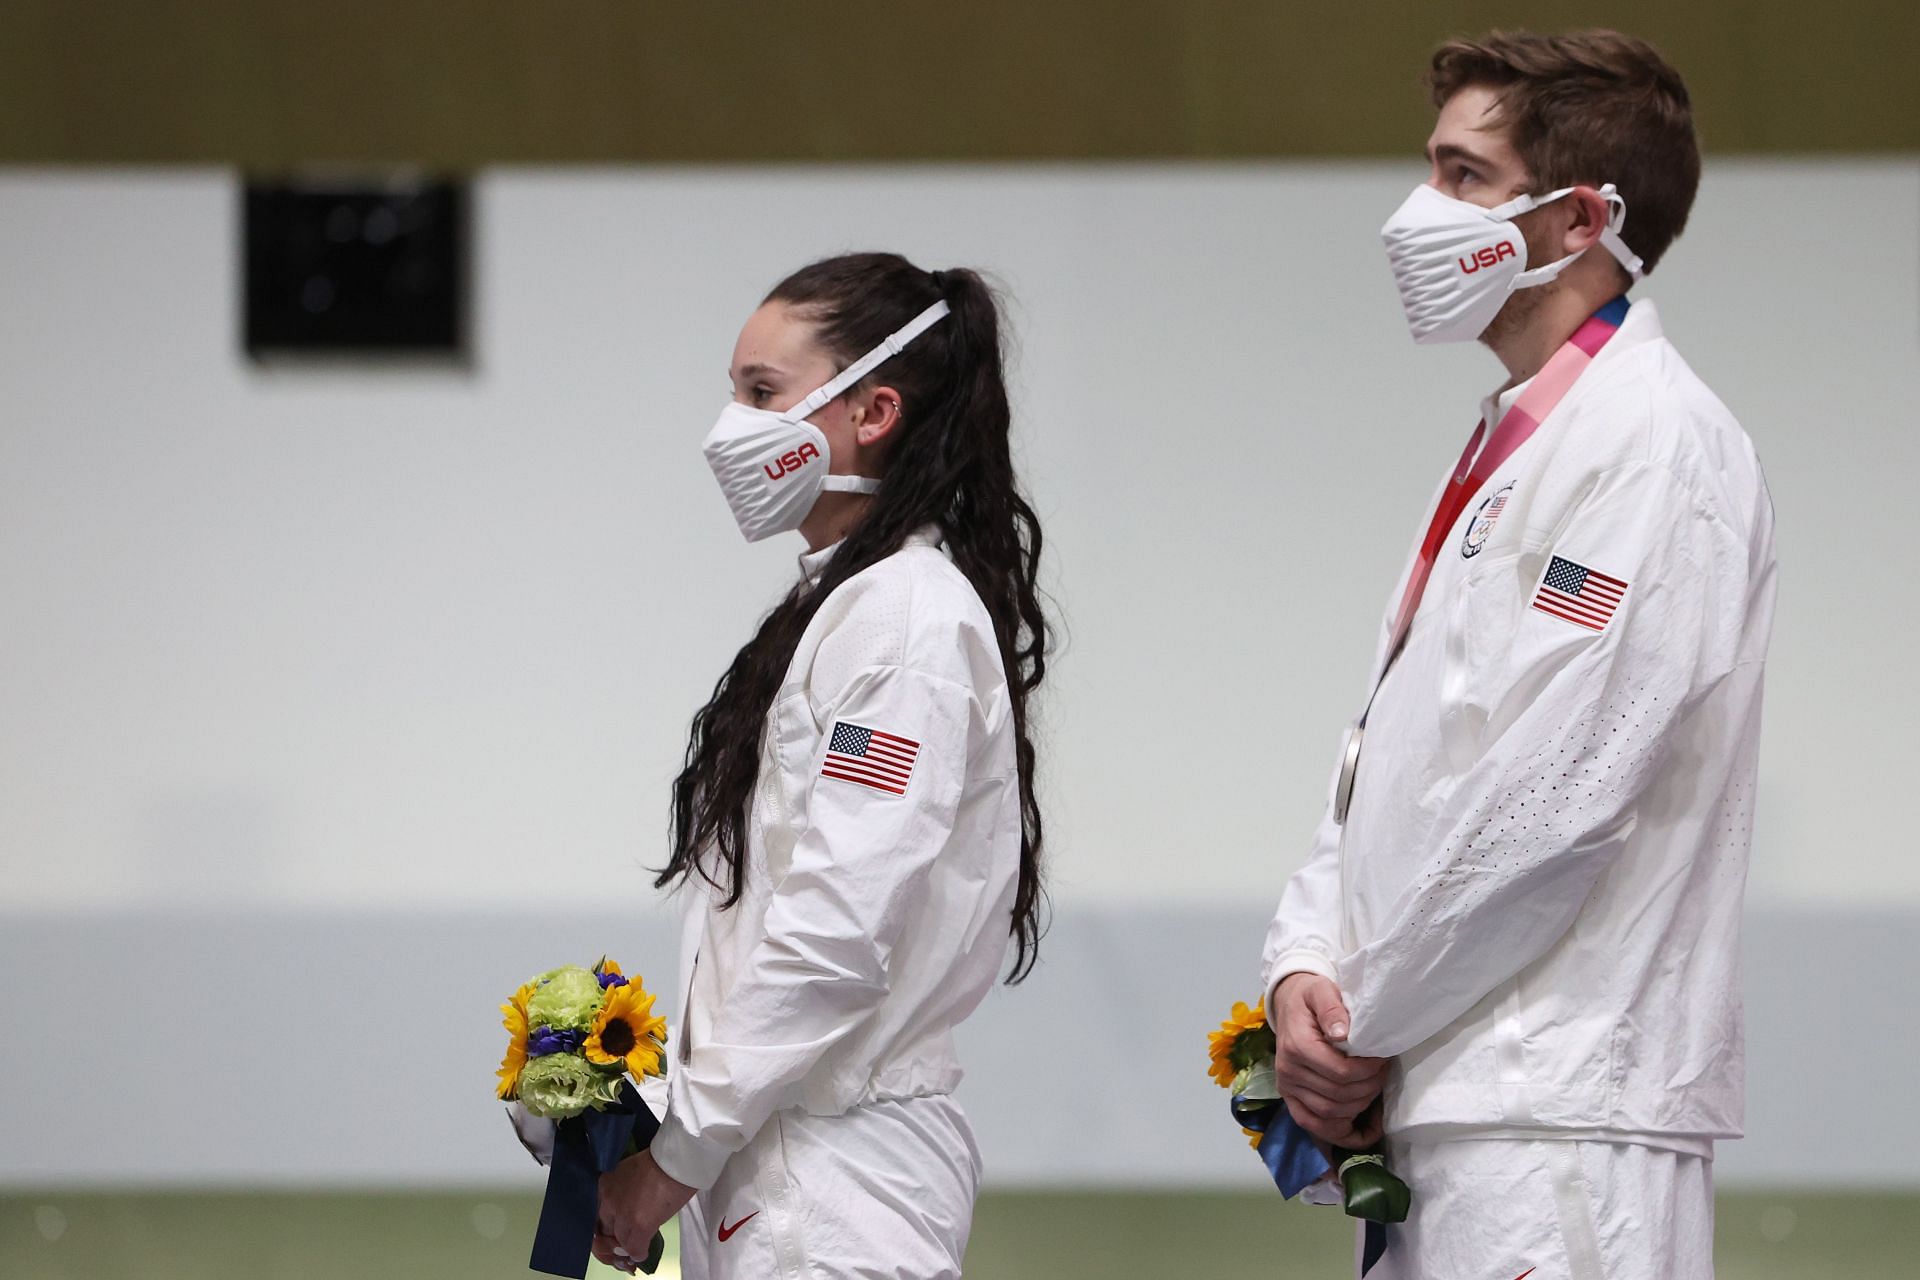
left=1207, top=997, right=1410, bottom=1275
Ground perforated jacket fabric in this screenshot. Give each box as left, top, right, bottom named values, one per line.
left=1263, top=301, right=1777, bottom=1143
left=649, top=529, right=1021, bottom=1191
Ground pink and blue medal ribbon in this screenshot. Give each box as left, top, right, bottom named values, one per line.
left=1382, top=295, right=1629, bottom=662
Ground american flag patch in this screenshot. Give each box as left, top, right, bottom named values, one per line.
left=1532, top=555, right=1628, bottom=631
left=821, top=722, right=920, bottom=795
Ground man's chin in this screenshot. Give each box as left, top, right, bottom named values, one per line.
left=1482, top=285, right=1549, bottom=349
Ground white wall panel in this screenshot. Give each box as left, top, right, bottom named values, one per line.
left=0, top=161, right=1913, bottom=1185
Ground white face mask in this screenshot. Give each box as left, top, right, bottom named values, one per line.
left=1380, top=182, right=1644, bottom=344
left=702, top=300, right=950, bottom=542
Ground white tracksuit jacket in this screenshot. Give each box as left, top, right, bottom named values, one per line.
left=1264, top=300, right=1777, bottom=1146
left=650, top=529, right=1021, bottom=1192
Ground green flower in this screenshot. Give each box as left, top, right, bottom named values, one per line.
left=525, top=966, right=604, bottom=1033
left=516, top=1053, right=624, bottom=1119
left=1232, top=1061, right=1279, bottom=1101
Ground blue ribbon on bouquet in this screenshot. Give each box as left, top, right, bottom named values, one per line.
left=1232, top=1093, right=1389, bottom=1276
left=529, top=1079, right=664, bottom=1279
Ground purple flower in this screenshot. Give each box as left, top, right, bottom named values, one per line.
left=527, top=1027, right=586, bottom=1057
left=597, top=972, right=630, bottom=989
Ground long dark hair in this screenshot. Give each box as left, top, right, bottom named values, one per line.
left=658, top=252, right=1050, bottom=982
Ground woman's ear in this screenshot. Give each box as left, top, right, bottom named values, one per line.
left=854, top=384, right=905, bottom=448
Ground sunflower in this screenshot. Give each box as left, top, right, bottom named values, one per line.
left=585, top=979, right=669, bottom=1081
left=496, top=984, right=535, bottom=1100
left=1207, top=999, right=1273, bottom=1089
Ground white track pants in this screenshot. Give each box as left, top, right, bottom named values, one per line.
left=675, top=1095, right=982, bottom=1280
left=1364, top=1137, right=1714, bottom=1280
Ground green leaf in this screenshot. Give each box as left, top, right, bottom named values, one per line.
left=1228, top=1025, right=1278, bottom=1071
left=636, top=1230, right=666, bottom=1274
left=1339, top=1154, right=1411, bottom=1224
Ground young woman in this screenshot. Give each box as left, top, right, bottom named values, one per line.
left=595, top=252, right=1050, bottom=1279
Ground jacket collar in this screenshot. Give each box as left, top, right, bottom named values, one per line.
left=1603, top=295, right=1663, bottom=354
left=798, top=539, right=839, bottom=586
left=798, top=525, right=942, bottom=587
left=1480, top=295, right=1664, bottom=423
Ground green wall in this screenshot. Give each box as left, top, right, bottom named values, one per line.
left=3, top=1, right=1914, bottom=164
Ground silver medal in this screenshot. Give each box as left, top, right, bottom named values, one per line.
left=1334, top=720, right=1365, bottom=825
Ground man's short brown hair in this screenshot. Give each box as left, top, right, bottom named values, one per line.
left=1428, top=29, right=1700, bottom=275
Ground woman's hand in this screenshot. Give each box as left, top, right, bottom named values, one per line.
left=595, top=1149, right=695, bottom=1273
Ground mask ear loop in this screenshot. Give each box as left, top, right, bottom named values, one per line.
left=777, top=299, right=951, bottom=497
left=1506, top=182, right=1645, bottom=288
left=1594, top=185, right=1645, bottom=281
left=1486, top=185, right=1577, bottom=222
left=779, top=300, right=952, bottom=424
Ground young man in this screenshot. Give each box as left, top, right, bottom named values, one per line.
left=1262, top=30, right=1777, bottom=1279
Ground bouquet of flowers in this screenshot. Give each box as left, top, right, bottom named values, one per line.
left=498, top=958, right=669, bottom=1278
left=1208, top=998, right=1410, bottom=1274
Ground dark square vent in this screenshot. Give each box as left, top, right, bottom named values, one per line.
left=244, top=178, right=466, bottom=356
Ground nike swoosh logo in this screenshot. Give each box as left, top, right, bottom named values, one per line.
left=1513, top=1270, right=1536, bottom=1280
left=717, top=1211, right=759, bottom=1242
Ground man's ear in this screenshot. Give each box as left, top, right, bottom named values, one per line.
left=1562, top=185, right=1614, bottom=254
left=854, top=384, right=904, bottom=448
